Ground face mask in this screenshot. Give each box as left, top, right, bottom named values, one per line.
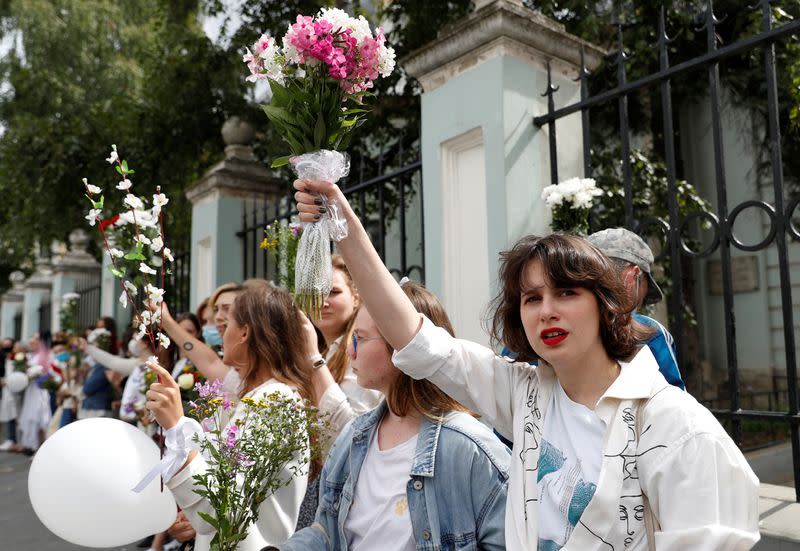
left=55, top=351, right=71, bottom=363
left=203, top=325, right=222, bottom=347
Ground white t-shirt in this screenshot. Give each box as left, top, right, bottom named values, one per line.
left=538, top=380, right=606, bottom=550
left=344, top=426, right=418, bottom=551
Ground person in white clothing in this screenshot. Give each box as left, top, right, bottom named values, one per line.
left=292, top=179, right=761, bottom=551
left=146, top=282, right=320, bottom=551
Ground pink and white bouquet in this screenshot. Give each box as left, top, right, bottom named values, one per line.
left=244, top=8, right=395, bottom=318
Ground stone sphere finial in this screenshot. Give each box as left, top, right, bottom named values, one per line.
left=10, top=270, right=25, bottom=288
left=69, top=229, right=90, bottom=252
left=222, top=117, right=256, bottom=146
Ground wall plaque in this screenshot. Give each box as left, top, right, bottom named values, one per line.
left=707, top=256, right=759, bottom=295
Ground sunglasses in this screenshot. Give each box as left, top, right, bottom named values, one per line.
left=351, top=333, right=383, bottom=355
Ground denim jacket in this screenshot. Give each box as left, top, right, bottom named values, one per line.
left=275, top=402, right=510, bottom=551
left=81, top=363, right=113, bottom=411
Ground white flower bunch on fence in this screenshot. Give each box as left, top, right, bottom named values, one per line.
left=541, top=177, right=603, bottom=234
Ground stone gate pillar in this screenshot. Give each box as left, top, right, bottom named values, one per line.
left=403, top=0, right=603, bottom=344
left=1, top=271, right=26, bottom=339
left=22, top=248, right=54, bottom=338
left=186, top=118, right=282, bottom=308
left=51, top=229, right=101, bottom=333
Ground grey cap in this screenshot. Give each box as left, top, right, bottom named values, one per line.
left=586, top=228, right=663, bottom=306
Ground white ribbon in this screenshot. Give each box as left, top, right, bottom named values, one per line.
left=132, top=416, right=203, bottom=493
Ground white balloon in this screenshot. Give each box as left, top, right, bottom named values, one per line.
left=28, top=418, right=177, bottom=548
left=5, top=371, right=28, bottom=393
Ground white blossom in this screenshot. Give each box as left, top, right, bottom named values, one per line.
left=145, top=283, right=165, bottom=305
left=119, top=290, right=128, bottom=309
left=158, top=332, right=171, bottom=350
left=541, top=178, right=602, bottom=211
left=106, top=144, right=118, bottom=164
left=124, top=280, right=138, bottom=296
left=85, top=209, right=102, bottom=226
left=139, top=262, right=157, bottom=275
left=108, top=248, right=124, bottom=259
left=153, top=193, right=169, bottom=208
left=117, top=179, right=133, bottom=191
left=124, top=194, right=144, bottom=210
left=83, top=178, right=102, bottom=195
left=134, top=234, right=152, bottom=246
left=61, top=292, right=80, bottom=302
left=163, top=247, right=174, bottom=263
left=150, top=236, right=163, bottom=253
left=117, top=209, right=158, bottom=229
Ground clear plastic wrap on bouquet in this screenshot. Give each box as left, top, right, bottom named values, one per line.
left=290, top=150, right=350, bottom=318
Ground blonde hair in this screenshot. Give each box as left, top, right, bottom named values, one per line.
left=326, top=255, right=359, bottom=384
left=385, top=282, right=471, bottom=419
left=209, top=282, right=243, bottom=311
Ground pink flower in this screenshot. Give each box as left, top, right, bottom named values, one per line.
left=225, top=425, right=239, bottom=449
left=253, top=34, right=271, bottom=56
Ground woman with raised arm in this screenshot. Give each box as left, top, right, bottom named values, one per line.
left=146, top=283, right=319, bottom=551
left=159, top=282, right=244, bottom=389
left=306, top=255, right=382, bottom=439
left=268, top=280, right=509, bottom=551
left=293, top=179, right=760, bottom=550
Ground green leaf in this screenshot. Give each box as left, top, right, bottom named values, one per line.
left=108, top=265, right=124, bottom=278
left=271, top=156, right=291, bottom=168
left=115, top=164, right=123, bottom=175
left=262, top=105, right=296, bottom=127
left=92, top=196, right=104, bottom=209
left=313, top=114, right=326, bottom=149
left=268, top=79, right=291, bottom=106
left=198, top=512, right=219, bottom=531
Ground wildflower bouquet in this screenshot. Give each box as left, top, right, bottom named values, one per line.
left=87, top=327, right=112, bottom=353
left=186, top=380, right=320, bottom=551
left=260, top=221, right=303, bottom=293
left=541, top=177, right=604, bottom=235
left=244, top=7, right=395, bottom=318
left=36, top=371, right=63, bottom=392
left=12, top=351, right=28, bottom=373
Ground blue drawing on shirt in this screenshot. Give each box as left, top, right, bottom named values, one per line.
left=538, top=439, right=566, bottom=481
left=538, top=438, right=598, bottom=551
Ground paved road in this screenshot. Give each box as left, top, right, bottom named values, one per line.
left=0, top=451, right=133, bottom=551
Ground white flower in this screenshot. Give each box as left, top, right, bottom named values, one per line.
left=163, top=247, right=174, bottom=262
left=85, top=209, right=102, bottom=226
left=119, top=290, right=128, bottom=309
left=137, top=322, right=148, bottom=340
left=27, top=364, right=44, bottom=377
left=139, top=262, right=157, bottom=275
left=158, top=332, right=171, bottom=350
left=153, top=193, right=169, bottom=208
left=134, top=234, right=151, bottom=246
left=124, top=280, right=138, bottom=296
left=139, top=310, right=152, bottom=327
left=124, top=194, right=144, bottom=210
left=106, top=144, right=118, bottom=164
left=145, top=283, right=165, bottom=304
left=87, top=327, right=111, bottom=344
left=108, top=248, right=124, bottom=259
left=14, top=352, right=25, bottom=362
left=177, top=373, right=195, bottom=390
left=62, top=292, right=80, bottom=302
left=150, top=236, right=163, bottom=253
left=378, top=43, right=396, bottom=78
left=117, top=209, right=158, bottom=229
left=83, top=178, right=102, bottom=195
left=318, top=8, right=372, bottom=42
left=117, top=179, right=132, bottom=191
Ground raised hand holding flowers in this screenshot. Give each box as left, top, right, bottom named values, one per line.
left=244, top=8, right=395, bottom=318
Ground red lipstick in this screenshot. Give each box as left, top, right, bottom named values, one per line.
left=540, top=327, right=568, bottom=346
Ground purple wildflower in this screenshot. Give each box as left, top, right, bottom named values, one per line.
left=225, top=425, right=239, bottom=449
left=196, top=378, right=224, bottom=399
left=201, top=417, right=215, bottom=432
left=222, top=395, right=232, bottom=411
left=290, top=224, right=302, bottom=237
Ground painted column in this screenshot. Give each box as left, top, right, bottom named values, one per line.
left=51, top=229, right=101, bottom=333
left=22, top=250, right=53, bottom=339
left=186, top=118, right=282, bottom=308
left=1, top=272, right=26, bottom=339
left=404, top=0, right=603, bottom=344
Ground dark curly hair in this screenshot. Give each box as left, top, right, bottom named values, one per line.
left=489, top=233, right=654, bottom=363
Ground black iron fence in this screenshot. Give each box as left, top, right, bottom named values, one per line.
left=76, top=280, right=101, bottom=332
left=239, top=142, right=423, bottom=283
left=38, top=299, right=51, bottom=334
left=533, top=4, right=799, bottom=499
left=13, top=311, right=21, bottom=341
